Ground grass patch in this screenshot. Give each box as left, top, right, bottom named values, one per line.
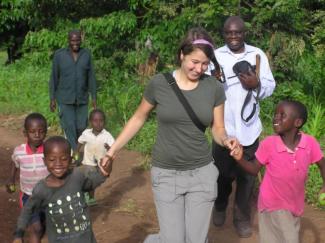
left=113, top=198, right=144, bottom=218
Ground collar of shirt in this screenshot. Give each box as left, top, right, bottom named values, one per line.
left=25, top=143, right=44, bottom=155
left=63, top=47, right=86, bottom=59
left=275, top=133, right=307, bottom=153
left=218, top=43, right=255, bottom=58
left=91, top=129, right=105, bottom=137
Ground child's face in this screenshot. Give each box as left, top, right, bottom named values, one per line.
left=44, top=143, right=71, bottom=179
left=24, top=119, right=47, bottom=147
left=90, top=112, right=105, bottom=134
left=273, top=103, right=299, bottom=135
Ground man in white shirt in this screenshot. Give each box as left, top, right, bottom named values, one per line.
left=212, top=16, right=275, bottom=238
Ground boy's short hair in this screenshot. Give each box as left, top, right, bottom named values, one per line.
left=44, top=136, right=71, bottom=156
left=68, top=29, right=81, bottom=38
left=89, top=109, right=106, bottom=122
left=283, top=100, right=308, bottom=128
left=24, top=113, right=47, bottom=130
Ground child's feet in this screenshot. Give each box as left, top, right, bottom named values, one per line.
left=84, top=192, right=97, bottom=206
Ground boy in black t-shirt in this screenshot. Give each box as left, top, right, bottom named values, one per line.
left=13, top=136, right=112, bottom=243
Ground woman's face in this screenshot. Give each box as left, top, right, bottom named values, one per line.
left=180, top=48, right=210, bottom=81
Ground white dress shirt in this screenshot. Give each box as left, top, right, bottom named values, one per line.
left=214, top=44, right=276, bottom=145
left=78, top=128, right=115, bottom=166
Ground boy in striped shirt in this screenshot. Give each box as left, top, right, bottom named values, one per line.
left=7, top=113, right=49, bottom=243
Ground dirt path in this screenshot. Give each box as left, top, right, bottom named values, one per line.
left=1, top=115, right=325, bottom=243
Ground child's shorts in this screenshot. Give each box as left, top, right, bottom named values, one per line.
left=19, top=191, right=45, bottom=225
left=258, top=210, right=300, bottom=243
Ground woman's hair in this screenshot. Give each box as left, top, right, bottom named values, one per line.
left=176, top=27, right=219, bottom=69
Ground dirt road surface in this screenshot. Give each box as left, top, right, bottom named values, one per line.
left=1, top=115, right=325, bottom=243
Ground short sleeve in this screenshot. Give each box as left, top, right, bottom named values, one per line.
left=255, top=137, right=271, bottom=165
left=78, top=130, right=88, bottom=144
left=143, top=75, right=159, bottom=105
left=213, top=78, right=226, bottom=107
left=309, top=136, right=324, bottom=164
left=104, top=132, right=115, bottom=147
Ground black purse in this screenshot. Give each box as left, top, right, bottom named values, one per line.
left=163, top=73, right=206, bottom=133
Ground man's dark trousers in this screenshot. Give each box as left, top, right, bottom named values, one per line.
left=58, top=103, right=88, bottom=150
left=212, top=139, right=259, bottom=224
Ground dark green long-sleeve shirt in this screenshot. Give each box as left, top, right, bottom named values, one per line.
left=49, top=47, right=97, bottom=105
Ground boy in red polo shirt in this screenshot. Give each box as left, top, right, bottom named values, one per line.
left=7, top=113, right=49, bottom=243
left=231, top=100, right=325, bottom=243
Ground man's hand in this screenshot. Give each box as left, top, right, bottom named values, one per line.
left=50, top=99, right=56, bottom=112
left=238, top=70, right=259, bottom=90
left=92, top=100, right=97, bottom=110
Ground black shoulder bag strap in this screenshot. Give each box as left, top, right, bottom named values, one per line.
left=240, top=54, right=262, bottom=123
left=163, top=73, right=206, bottom=133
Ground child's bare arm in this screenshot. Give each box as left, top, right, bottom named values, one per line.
left=317, top=158, right=325, bottom=192
left=72, top=143, right=84, bottom=162
left=76, top=142, right=84, bottom=153
left=14, top=186, right=43, bottom=241
left=230, top=145, right=262, bottom=176
left=6, top=163, right=17, bottom=193
left=9, top=163, right=17, bottom=183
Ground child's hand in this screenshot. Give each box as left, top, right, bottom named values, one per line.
left=6, top=183, right=16, bottom=193
left=99, top=155, right=113, bottom=176
left=230, top=144, right=243, bottom=161
left=104, top=143, right=110, bottom=151
left=72, top=150, right=79, bottom=161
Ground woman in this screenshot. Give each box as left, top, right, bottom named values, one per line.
left=102, top=27, right=238, bottom=243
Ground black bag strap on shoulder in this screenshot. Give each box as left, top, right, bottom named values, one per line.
left=163, top=72, right=206, bottom=133
left=240, top=85, right=261, bottom=122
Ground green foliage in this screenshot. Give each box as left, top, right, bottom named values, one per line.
left=294, top=53, right=325, bottom=102
left=306, top=164, right=324, bottom=207
left=24, top=24, right=73, bottom=52
left=0, top=0, right=325, bottom=207
left=0, top=58, right=58, bottom=125
left=80, top=12, right=137, bottom=57
left=311, top=10, right=325, bottom=57
left=0, top=0, right=29, bottom=33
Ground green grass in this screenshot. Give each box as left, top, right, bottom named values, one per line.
left=0, top=51, right=6, bottom=65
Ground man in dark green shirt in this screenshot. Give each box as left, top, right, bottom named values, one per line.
left=49, top=30, right=97, bottom=151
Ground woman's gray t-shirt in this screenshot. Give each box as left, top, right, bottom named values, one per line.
left=144, top=73, right=226, bottom=170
